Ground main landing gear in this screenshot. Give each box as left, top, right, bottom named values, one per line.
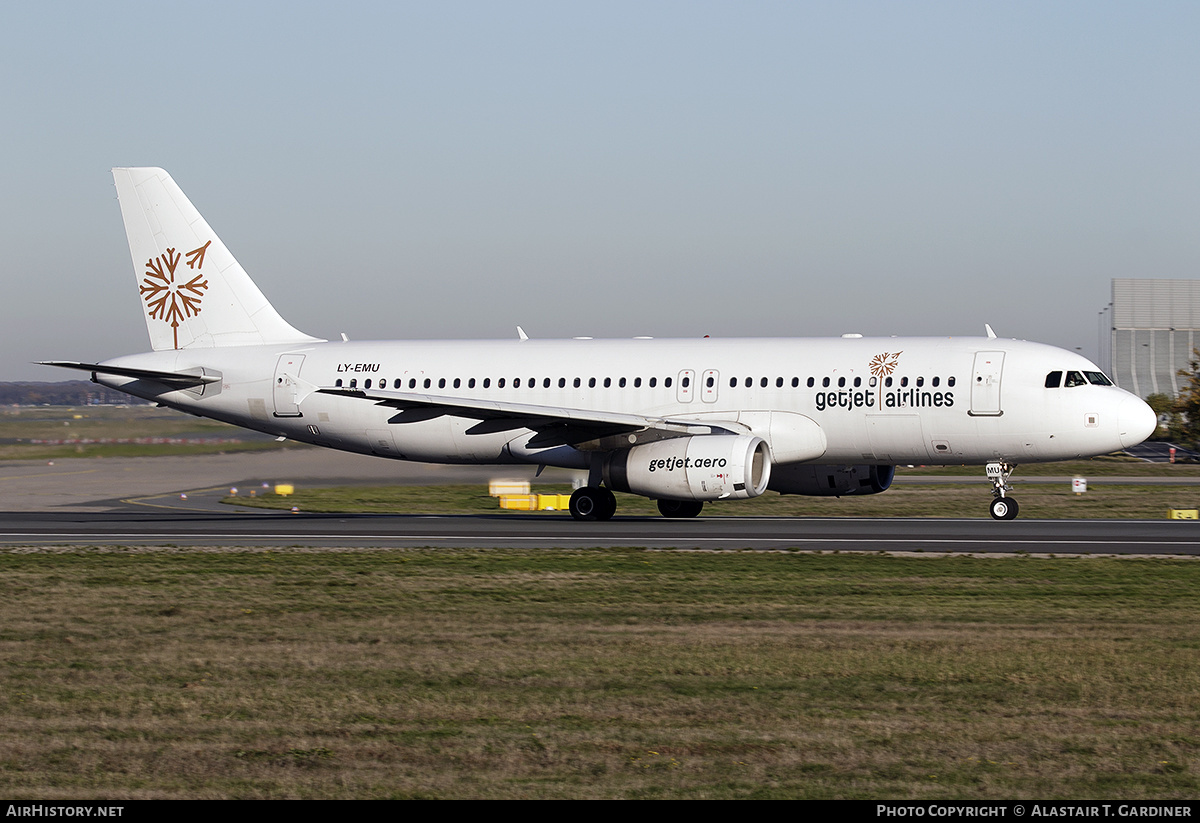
left=986, top=461, right=1019, bottom=520
left=569, top=486, right=617, bottom=521
left=567, top=488, right=706, bottom=521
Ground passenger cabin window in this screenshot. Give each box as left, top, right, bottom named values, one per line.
left=1064, top=371, right=1087, bottom=388
left=1045, top=371, right=1062, bottom=388
left=665, top=377, right=673, bottom=388
left=649, top=377, right=657, bottom=388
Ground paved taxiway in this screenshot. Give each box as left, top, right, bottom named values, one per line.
left=1, top=508, right=1198, bottom=554
left=1, top=450, right=1198, bottom=554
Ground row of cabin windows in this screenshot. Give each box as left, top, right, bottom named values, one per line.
left=1044, top=370, right=1113, bottom=388
left=336, top=375, right=683, bottom=390
left=333, top=374, right=956, bottom=391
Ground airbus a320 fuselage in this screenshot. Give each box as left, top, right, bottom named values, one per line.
left=44, top=168, right=1157, bottom=521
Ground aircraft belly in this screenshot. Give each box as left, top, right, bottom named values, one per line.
left=865, top=414, right=931, bottom=462
left=388, top=416, right=515, bottom=463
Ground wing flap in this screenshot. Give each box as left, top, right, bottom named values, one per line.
left=318, top=386, right=740, bottom=437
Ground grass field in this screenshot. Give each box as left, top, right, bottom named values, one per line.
left=0, top=406, right=291, bottom=460
left=225, top=477, right=1200, bottom=520
left=0, top=547, right=1197, bottom=799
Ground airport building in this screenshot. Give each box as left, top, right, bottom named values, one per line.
left=1109, top=278, right=1200, bottom=398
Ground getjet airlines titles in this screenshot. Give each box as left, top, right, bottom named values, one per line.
left=42, top=168, right=1156, bottom=521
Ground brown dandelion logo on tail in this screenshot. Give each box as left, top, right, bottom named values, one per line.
left=869, top=351, right=902, bottom=409
left=140, top=242, right=211, bottom=349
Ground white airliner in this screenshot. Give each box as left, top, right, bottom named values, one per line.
left=43, top=168, right=1156, bottom=521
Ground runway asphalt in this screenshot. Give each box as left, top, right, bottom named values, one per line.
left=1, top=450, right=1198, bottom=554
left=0, top=507, right=1198, bottom=554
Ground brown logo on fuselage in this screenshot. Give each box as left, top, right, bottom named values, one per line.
left=869, top=351, right=902, bottom=409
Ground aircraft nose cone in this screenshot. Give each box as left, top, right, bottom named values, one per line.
left=1118, top=396, right=1158, bottom=449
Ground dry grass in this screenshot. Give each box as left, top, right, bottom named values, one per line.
left=0, top=549, right=1198, bottom=799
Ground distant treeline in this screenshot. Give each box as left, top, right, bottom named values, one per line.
left=0, top=381, right=145, bottom=406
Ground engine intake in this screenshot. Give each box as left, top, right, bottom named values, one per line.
left=604, top=434, right=772, bottom=501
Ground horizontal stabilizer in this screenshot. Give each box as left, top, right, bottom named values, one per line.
left=39, top=361, right=220, bottom=388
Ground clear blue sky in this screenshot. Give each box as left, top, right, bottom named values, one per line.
left=3, top=1, right=1198, bottom=380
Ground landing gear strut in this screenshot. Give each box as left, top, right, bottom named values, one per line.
left=986, top=461, right=1019, bottom=520
left=569, top=486, right=616, bottom=521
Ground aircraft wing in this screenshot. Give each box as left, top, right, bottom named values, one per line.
left=39, top=361, right=221, bottom=388
left=317, top=386, right=744, bottom=440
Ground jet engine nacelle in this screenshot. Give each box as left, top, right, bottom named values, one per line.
left=604, top=434, right=772, bottom=501
left=768, top=464, right=895, bottom=497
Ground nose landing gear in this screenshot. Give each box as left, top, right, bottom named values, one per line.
left=986, top=461, right=1019, bottom=520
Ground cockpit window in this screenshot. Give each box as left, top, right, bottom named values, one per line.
left=1084, top=371, right=1113, bottom=386
left=1045, top=371, right=1062, bottom=388
left=1064, top=371, right=1087, bottom=388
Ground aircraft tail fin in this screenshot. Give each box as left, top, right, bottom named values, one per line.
left=112, top=167, right=323, bottom=351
